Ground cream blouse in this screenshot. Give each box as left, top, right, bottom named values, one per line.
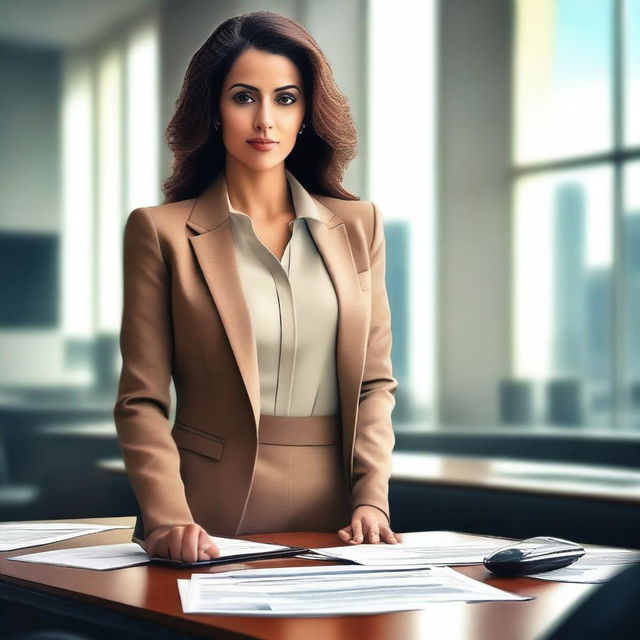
left=225, top=169, right=340, bottom=417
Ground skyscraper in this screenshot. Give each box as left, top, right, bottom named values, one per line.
left=552, top=183, right=587, bottom=377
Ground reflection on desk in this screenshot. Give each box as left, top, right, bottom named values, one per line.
left=391, top=452, right=640, bottom=505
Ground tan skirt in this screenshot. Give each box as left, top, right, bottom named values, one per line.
left=236, top=414, right=352, bottom=535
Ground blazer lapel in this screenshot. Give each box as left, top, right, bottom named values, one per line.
left=305, top=208, right=369, bottom=480
left=186, top=174, right=261, bottom=430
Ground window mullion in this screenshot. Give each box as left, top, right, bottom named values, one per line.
left=612, top=0, right=625, bottom=428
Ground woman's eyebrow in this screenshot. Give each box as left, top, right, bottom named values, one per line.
left=228, top=82, right=300, bottom=92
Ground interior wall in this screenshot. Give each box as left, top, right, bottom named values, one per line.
left=0, top=42, right=63, bottom=386
left=0, top=43, right=60, bottom=232
left=437, top=0, right=513, bottom=426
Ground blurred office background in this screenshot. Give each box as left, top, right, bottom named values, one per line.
left=0, top=0, right=639, bottom=546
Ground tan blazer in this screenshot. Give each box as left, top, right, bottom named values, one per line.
left=113, top=172, right=398, bottom=542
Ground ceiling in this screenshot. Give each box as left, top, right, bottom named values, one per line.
left=0, top=0, right=159, bottom=50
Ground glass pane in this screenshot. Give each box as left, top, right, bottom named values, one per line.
left=622, top=162, right=640, bottom=427
left=514, top=0, right=613, bottom=164
left=513, top=166, right=613, bottom=427
left=624, top=0, right=640, bottom=145
left=368, top=0, right=437, bottom=429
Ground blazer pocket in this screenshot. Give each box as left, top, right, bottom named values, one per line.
left=357, top=269, right=372, bottom=291
left=172, top=421, right=225, bottom=461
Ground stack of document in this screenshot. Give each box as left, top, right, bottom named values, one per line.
left=8, top=536, right=306, bottom=571
left=0, top=523, right=133, bottom=551
left=177, top=564, right=532, bottom=616
left=300, top=531, right=511, bottom=566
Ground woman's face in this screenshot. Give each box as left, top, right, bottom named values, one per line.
left=218, top=47, right=306, bottom=171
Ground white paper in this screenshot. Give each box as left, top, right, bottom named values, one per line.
left=0, top=523, right=132, bottom=551
left=178, top=579, right=192, bottom=606
left=527, top=564, right=628, bottom=583
left=8, top=542, right=150, bottom=570
left=8, top=536, right=298, bottom=571
left=178, top=564, right=532, bottom=616
left=570, top=547, right=640, bottom=565
left=303, top=531, right=511, bottom=566
left=525, top=547, right=640, bottom=583
left=203, top=536, right=295, bottom=557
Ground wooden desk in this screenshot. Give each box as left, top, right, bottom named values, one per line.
left=391, top=452, right=640, bottom=505
left=0, top=516, right=603, bottom=640
left=389, top=453, right=640, bottom=548
left=0, top=393, right=113, bottom=487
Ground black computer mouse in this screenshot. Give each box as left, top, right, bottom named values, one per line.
left=483, top=536, right=585, bottom=577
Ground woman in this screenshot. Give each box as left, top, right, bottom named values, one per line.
left=114, top=10, right=401, bottom=562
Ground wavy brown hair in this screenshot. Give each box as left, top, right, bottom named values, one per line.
left=161, top=10, right=360, bottom=204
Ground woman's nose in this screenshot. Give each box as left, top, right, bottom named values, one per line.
left=254, top=100, right=274, bottom=133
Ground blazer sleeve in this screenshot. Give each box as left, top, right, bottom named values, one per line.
left=350, top=201, right=398, bottom=524
left=113, top=207, right=194, bottom=541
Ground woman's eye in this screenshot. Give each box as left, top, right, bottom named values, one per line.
left=233, top=92, right=253, bottom=103
left=277, top=94, right=296, bottom=105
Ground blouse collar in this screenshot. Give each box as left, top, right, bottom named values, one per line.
left=224, top=168, right=326, bottom=227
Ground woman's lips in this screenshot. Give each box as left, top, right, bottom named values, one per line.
left=247, top=140, right=279, bottom=152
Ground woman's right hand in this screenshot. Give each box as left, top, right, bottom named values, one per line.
left=145, top=523, right=220, bottom=562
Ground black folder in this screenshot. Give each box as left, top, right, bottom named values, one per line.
left=148, top=545, right=309, bottom=568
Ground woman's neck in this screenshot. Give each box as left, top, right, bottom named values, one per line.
left=224, top=162, right=294, bottom=222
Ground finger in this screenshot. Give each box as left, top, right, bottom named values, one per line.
left=363, top=519, right=380, bottom=544
left=349, top=518, right=363, bottom=544
left=195, top=529, right=209, bottom=561
left=358, top=516, right=374, bottom=542
left=379, top=525, right=398, bottom=544
left=338, top=526, right=353, bottom=542
left=167, top=527, right=185, bottom=562
left=394, top=532, right=404, bottom=543
left=198, top=529, right=220, bottom=559
left=207, top=540, right=221, bottom=558
left=181, top=524, right=201, bottom=563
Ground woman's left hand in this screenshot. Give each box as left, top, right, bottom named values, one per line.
left=338, top=505, right=403, bottom=545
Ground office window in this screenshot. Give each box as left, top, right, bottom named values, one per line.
left=62, top=54, right=94, bottom=348
left=61, top=16, right=159, bottom=383
left=512, top=0, right=640, bottom=429
left=513, top=167, right=614, bottom=426
left=514, top=0, right=613, bottom=164
left=624, top=0, right=640, bottom=145
left=368, top=0, right=437, bottom=428
left=97, top=44, right=124, bottom=336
